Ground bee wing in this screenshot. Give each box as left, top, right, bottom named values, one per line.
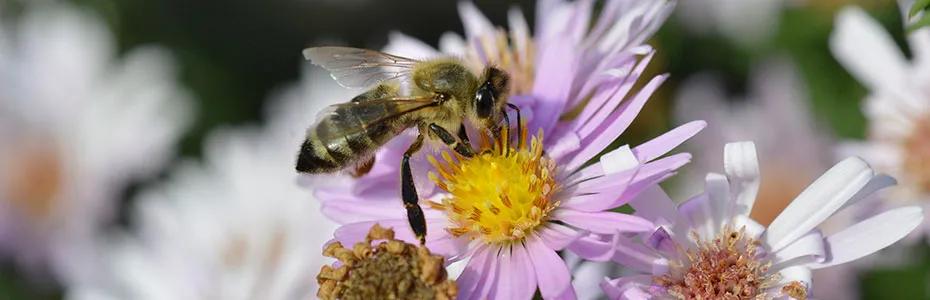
left=303, top=47, right=421, bottom=89
left=311, top=96, right=437, bottom=141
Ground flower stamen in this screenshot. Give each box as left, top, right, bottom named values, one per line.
left=654, top=224, right=783, bottom=299
left=428, top=123, right=560, bottom=245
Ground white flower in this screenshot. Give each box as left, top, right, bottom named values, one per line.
left=830, top=2, right=930, bottom=241
left=603, top=142, right=923, bottom=299
left=65, top=67, right=343, bottom=300
left=673, top=58, right=864, bottom=299
left=0, top=3, right=192, bottom=283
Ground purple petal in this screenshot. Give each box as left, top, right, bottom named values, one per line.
left=457, top=1, right=495, bottom=40
left=566, top=74, right=668, bottom=171
left=810, top=206, right=924, bottom=269
left=490, top=245, right=537, bottom=300
left=627, top=184, right=679, bottom=226
left=554, top=209, right=653, bottom=234
left=601, top=275, right=654, bottom=300
left=566, top=0, right=594, bottom=44
left=456, top=245, right=495, bottom=300
left=612, top=236, right=662, bottom=273
left=631, top=121, right=706, bottom=163
left=527, top=238, right=573, bottom=299
left=567, top=234, right=615, bottom=261
left=564, top=154, right=690, bottom=212
left=537, top=222, right=586, bottom=251
left=530, top=39, right=576, bottom=134
left=573, top=51, right=655, bottom=135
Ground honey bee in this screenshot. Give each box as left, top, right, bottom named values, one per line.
left=295, top=47, right=520, bottom=245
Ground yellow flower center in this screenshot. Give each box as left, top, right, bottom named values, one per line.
left=427, top=125, right=560, bottom=245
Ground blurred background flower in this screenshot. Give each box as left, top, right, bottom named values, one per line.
left=63, top=65, right=342, bottom=300
left=0, top=0, right=928, bottom=299
left=0, top=2, right=192, bottom=294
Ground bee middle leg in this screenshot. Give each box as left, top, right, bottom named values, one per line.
left=401, top=134, right=428, bottom=245
left=428, top=124, right=475, bottom=158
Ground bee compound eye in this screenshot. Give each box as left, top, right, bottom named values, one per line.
left=475, top=86, right=495, bottom=118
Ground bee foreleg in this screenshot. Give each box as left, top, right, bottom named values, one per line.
left=429, top=124, right=475, bottom=158
left=457, top=124, right=470, bottom=144
left=506, top=103, right=523, bottom=147
left=401, top=134, right=428, bottom=246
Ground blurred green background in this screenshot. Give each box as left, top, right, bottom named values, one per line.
left=1, top=0, right=927, bottom=299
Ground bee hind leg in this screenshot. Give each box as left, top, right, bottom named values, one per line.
left=428, top=124, right=475, bottom=158
left=401, top=134, right=428, bottom=245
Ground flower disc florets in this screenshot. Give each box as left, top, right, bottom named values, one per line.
left=655, top=225, right=783, bottom=300
left=317, top=224, right=457, bottom=300
left=427, top=125, right=561, bottom=245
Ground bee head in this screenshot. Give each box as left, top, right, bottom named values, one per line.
left=473, top=67, right=510, bottom=125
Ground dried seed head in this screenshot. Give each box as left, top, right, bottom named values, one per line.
left=317, top=224, right=457, bottom=300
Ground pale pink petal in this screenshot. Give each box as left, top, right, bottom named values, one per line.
left=507, top=7, right=532, bottom=66
left=553, top=284, right=579, bottom=300
left=601, top=275, right=653, bottom=300
left=723, top=142, right=760, bottom=219
left=565, top=0, right=594, bottom=44
left=612, top=236, right=662, bottom=273
left=527, top=238, right=573, bottom=299
left=567, top=74, right=668, bottom=170
left=554, top=209, right=654, bottom=234
left=631, top=121, right=706, bottom=163
left=763, top=157, right=875, bottom=252
left=678, top=193, right=717, bottom=239
left=567, top=234, right=615, bottom=261
left=840, top=173, right=896, bottom=211
left=457, top=1, right=495, bottom=40
left=770, top=230, right=826, bottom=267
left=573, top=51, right=654, bottom=134
left=531, top=40, right=576, bottom=133
left=456, top=245, right=495, bottom=300
left=509, top=245, right=539, bottom=300
left=438, top=32, right=466, bottom=56
left=537, top=222, right=586, bottom=251
left=810, top=206, right=924, bottom=269
left=383, top=31, right=441, bottom=59
left=627, top=184, right=679, bottom=226
left=566, top=154, right=689, bottom=212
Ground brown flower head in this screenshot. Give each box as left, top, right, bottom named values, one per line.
left=317, top=224, right=457, bottom=300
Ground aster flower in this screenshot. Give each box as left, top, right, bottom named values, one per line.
left=830, top=1, right=930, bottom=242
left=0, top=3, right=192, bottom=284
left=65, top=65, right=343, bottom=299
left=602, top=141, right=924, bottom=299
left=312, top=1, right=708, bottom=299
left=673, top=58, right=861, bottom=299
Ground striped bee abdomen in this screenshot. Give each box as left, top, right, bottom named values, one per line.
left=296, top=102, right=404, bottom=174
